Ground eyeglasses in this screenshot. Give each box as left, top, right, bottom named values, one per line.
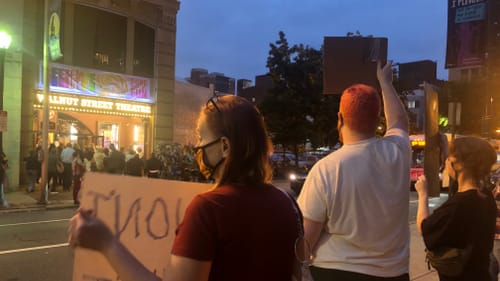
left=206, top=93, right=223, bottom=113
left=193, top=138, right=221, bottom=153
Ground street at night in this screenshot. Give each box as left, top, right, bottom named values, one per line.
left=0, top=180, right=447, bottom=281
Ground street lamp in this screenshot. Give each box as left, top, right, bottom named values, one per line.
left=0, top=31, right=12, bottom=153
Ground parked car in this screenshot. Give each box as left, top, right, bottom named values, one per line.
left=270, top=152, right=298, bottom=179
left=298, top=153, right=319, bottom=170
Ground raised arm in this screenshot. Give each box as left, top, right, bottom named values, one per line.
left=415, top=175, right=429, bottom=234
left=377, top=61, right=409, bottom=133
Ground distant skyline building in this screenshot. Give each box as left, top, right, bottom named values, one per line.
left=237, top=79, right=253, bottom=95
left=238, top=74, right=273, bottom=105
left=189, top=68, right=208, bottom=85
left=188, top=68, right=235, bottom=94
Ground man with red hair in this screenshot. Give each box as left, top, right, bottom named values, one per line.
left=298, top=61, right=410, bottom=280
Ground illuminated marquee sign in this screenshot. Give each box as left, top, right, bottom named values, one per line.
left=36, top=93, right=152, bottom=116
left=39, top=63, right=153, bottom=103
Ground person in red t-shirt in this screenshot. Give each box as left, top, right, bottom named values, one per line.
left=68, top=95, right=305, bottom=281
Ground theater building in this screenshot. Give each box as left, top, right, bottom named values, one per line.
left=33, top=63, right=153, bottom=151
left=0, top=0, right=179, bottom=189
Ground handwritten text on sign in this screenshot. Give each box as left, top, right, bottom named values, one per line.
left=72, top=173, right=210, bottom=281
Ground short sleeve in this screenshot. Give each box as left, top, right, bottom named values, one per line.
left=421, top=199, right=462, bottom=250
left=297, top=165, right=328, bottom=223
left=384, top=128, right=410, bottom=152
left=171, top=195, right=216, bottom=261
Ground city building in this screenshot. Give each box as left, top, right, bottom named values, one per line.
left=188, top=69, right=235, bottom=94
left=173, top=79, right=212, bottom=145
left=189, top=68, right=208, bottom=85
left=238, top=74, right=273, bottom=105
left=406, top=89, right=425, bottom=131
left=446, top=0, right=500, bottom=136
left=396, top=61, right=438, bottom=132
left=0, top=0, right=179, bottom=189
left=236, top=79, right=252, bottom=95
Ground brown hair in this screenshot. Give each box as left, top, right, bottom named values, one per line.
left=449, top=136, right=496, bottom=185
left=200, top=95, right=273, bottom=186
left=340, top=84, right=381, bottom=134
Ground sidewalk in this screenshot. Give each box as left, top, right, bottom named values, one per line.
left=1, top=186, right=77, bottom=213
left=0, top=184, right=439, bottom=280
left=409, top=222, right=439, bottom=280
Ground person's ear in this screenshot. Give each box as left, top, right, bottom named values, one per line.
left=221, top=137, right=230, bottom=158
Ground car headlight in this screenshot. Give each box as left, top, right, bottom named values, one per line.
left=289, top=173, right=297, bottom=181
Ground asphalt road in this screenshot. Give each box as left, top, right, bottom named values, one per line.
left=0, top=209, right=76, bottom=281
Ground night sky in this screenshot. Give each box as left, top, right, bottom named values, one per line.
left=175, top=0, right=448, bottom=82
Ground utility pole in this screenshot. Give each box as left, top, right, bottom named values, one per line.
left=39, top=0, right=50, bottom=204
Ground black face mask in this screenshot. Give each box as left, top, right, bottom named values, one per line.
left=194, top=138, right=225, bottom=180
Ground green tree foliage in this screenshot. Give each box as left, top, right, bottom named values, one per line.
left=260, top=32, right=339, bottom=159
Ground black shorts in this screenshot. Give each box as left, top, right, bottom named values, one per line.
left=310, top=266, right=409, bottom=281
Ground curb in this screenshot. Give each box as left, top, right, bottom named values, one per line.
left=0, top=202, right=78, bottom=214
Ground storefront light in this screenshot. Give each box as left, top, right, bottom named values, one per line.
left=134, top=125, right=139, bottom=142
left=70, top=124, right=78, bottom=141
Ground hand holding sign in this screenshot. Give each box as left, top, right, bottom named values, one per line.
left=71, top=173, right=210, bottom=281
left=68, top=209, right=114, bottom=253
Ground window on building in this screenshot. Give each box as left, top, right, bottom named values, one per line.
left=73, top=5, right=127, bottom=73
left=408, top=100, right=416, bottom=109
left=134, top=22, right=155, bottom=78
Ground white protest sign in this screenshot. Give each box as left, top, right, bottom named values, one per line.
left=72, top=173, right=211, bottom=281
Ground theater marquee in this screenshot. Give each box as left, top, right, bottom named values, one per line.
left=34, top=92, right=152, bottom=118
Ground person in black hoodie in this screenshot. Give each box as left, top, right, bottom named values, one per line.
left=144, top=153, right=163, bottom=178
left=24, top=150, right=39, bottom=193
left=106, top=144, right=125, bottom=174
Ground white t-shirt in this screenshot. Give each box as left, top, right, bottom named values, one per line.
left=297, top=128, right=410, bottom=277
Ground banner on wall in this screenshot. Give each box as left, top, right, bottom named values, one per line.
left=445, top=0, right=488, bottom=68
left=48, top=0, right=63, bottom=61
left=40, top=63, right=153, bottom=103
left=72, top=173, right=210, bottom=281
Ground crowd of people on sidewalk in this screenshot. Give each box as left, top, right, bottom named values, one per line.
left=64, top=62, right=500, bottom=281
left=21, top=140, right=208, bottom=205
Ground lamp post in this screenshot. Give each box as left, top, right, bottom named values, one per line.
left=0, top=31, right=12, bottom=153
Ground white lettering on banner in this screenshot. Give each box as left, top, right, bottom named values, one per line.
left=115, top=103, right=152, bottom=114
left=50, top=95, right=80, bottom=106
left=451, top=0, right=484, bottom=8
left=37, top=94, right=152, bottom=115
left=72, top=174, right=210, bottom=281
left=80, top=99, right=113, bottom=110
